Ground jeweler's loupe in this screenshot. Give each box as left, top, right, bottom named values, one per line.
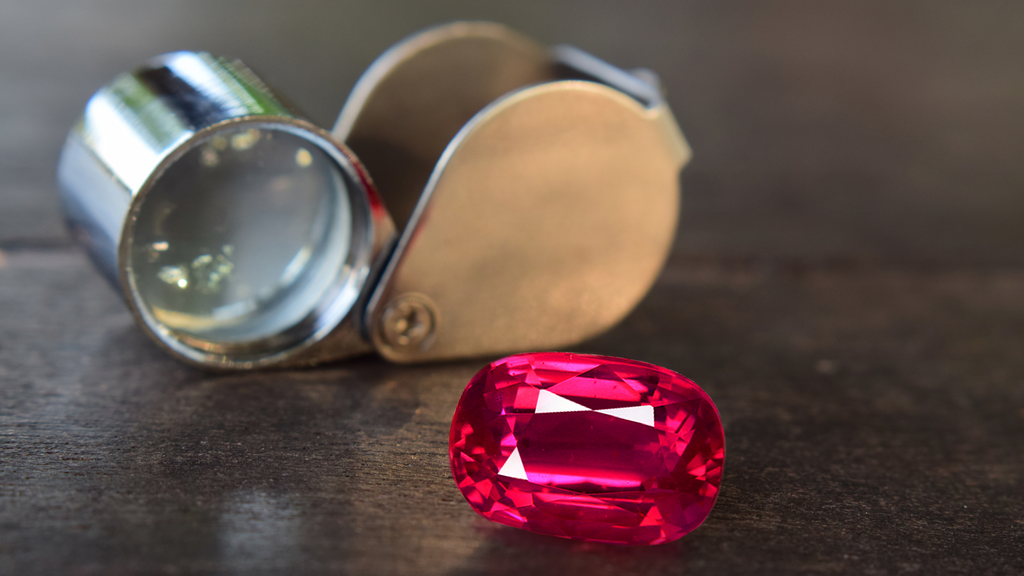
left=58, top=22, right=691, bottom=369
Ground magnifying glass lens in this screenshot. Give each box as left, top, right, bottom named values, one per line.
left=129, top=126, right=353, bottom=344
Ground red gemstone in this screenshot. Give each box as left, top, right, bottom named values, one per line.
left=449, top=352, right=725, bottom=545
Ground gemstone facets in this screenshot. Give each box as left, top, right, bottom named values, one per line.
left=449, top=352, right=725, bottom=545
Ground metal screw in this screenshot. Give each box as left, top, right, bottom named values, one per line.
left=380, top=295, right=437, bottom=351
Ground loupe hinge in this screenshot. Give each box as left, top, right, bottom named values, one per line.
left=376, top=293, right=440, bottom=355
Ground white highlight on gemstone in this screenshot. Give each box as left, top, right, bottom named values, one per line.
left=534, top=389, right=590, bottom=414
left=595, top=405, right=655, bottom=427
left=534, top=389, right=656, bottom=427
left=497, top=447, right=529, bottom=480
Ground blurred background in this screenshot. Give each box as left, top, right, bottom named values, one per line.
left=2, top=1, right=1023, bottom=575
left=3, top=0, right=1023, bottom=265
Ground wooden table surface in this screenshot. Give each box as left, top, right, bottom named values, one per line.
left=1, top=1, right=1022, bottom=574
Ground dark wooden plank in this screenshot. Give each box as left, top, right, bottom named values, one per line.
left=2, top=250, right=1022, bottom=574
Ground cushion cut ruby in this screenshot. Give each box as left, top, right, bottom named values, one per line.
left=449, top=352, right=725, bottom=545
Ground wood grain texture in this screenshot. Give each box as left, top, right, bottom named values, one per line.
left=1, top=0, right=1023, bottom=574
left=2, top=252, right=1023, bottom=574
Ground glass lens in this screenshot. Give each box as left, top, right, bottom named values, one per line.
left=129, top=126, right=353, bottom=345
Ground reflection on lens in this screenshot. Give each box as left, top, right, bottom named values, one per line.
left=129, top=126, right=353, bottom=345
